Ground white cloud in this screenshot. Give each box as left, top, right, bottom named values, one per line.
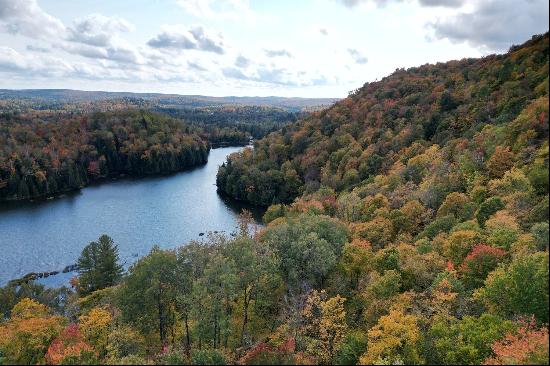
left=418, top=0, right=465, bottom=7
left=68, top=14, right=134, bottom=47
left=148, top=25, right=225, bottom=54
left=222, top=62, right=330, bottom=87
left=428, top=0, right=549, bottom=51
left=0, top=0, right=545, bottom=97
left=348, top=48, right=368, bottom=64
left=336, top=0, right=465, bottom=7
left=175, top=0, right=258, bottom=22
left=0, top=46, right=27, bottom=71
left=0, top=46, right=78, bottom=77
left=0, top=0, right=65, bottom=38
left=26, top=44, right=50, bottom=53
left=235, top=55, right=250, bottom=68
left=264, top=48, right=292, bottom=58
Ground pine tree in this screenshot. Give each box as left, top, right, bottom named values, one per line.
left=77, top=235, right=123, bottom=295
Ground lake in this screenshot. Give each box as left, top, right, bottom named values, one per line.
left=0, top=146, right=262, bottom=287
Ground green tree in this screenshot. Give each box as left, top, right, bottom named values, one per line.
left=476, top=197, right=505, bottom=226
left=437, top=192, right=476, bottom=222
left=224, top=235, right=281, bottom=346
left=475, top=252, right=549, bottom=323
left=428, top=314, right=515, bottom=365
left=77, top=235, right=123, bottom=295
left=261, top=214, right=347, bottom=292
left=192, top=253, right=238, bottom=349
left=117, top=246, right=178, bottom=346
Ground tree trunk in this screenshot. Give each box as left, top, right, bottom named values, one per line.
left=158, top=284, right=166, bottom=346
left=184, top=312, right=191, bottom=354
left=240, top=287, right=249, bottom=346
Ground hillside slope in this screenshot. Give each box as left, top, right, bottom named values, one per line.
left=217, top=33, right=548, bottom=208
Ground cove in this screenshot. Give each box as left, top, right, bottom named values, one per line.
left=0, top=146, right=263, bottom=287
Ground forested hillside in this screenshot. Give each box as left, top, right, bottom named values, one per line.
left=157, top=105, right=304, bottom=141
left=217, top=33, right=549, bottom=207
left=0, top=110, right=209, bottom=201
left=0, top=34, right=548, bottom=365
left=0, top=91, right=334, bottom=147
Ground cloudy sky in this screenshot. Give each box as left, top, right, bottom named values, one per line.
left=0, top=0, right=548, bottom=97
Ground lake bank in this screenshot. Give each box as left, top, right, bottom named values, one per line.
left=0, top=146, right=264, bottom=287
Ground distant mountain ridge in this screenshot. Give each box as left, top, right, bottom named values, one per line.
left=0, top=89, right=340, bottom=111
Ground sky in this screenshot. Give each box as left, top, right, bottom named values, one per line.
left=0, top=0, right=548, bottom=98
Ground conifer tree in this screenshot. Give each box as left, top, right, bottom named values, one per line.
left=77, top=235, right=123, bottom=295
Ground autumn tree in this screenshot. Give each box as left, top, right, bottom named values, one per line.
left=79, top=307, right=112, bottom=358
left=459, top=244, right=507, bottom=290
left=338, top=239, right=372, bottom=290
left=359, top=308, right=423, bottom=365
left=0, top=298, right=66, bottom=365
left=45, top=324, right=98, bottom=365
left=484, top=319, right=549, bottom=365
left=486, top=146, right=515, bottom=178
left=443, top=229, right=483, bottom=265
left=301, top=290, right=348, bottom=364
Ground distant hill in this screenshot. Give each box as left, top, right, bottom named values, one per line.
left=0, top=89, right=339, bottom=112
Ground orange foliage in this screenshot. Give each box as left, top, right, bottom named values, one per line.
left=484, top=319, right=549, bottom=365
left=45, top=324, right=96, bottom=365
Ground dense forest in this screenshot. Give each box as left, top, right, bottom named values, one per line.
left=0, top=110, right=210, bottom=201
left=0, top=92, right=332, bottom=149
left=217, top=33, right=549, bottom=207
left=156, top=105, right=305, bottom=141
left=0, top=33, right=548, bottom=365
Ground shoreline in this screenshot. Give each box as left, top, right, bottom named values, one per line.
left=0, top=144, right=253, bottom=206
left=1, top=145, right=264, bottom=288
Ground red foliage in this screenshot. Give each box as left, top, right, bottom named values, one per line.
left=459, top=244, right=507, bottom=288
left=238, top=338, right=296, bottom=365
left=484, top=318, right=549, bottom=365
left=45, top=324, right=95, bottom=365
left=462, top=244, right=507, bottom=264
left=278, top=337, right=296, bottom=353
left=446, top=261, right=455, bottom=272
left=87, top=160, right=100, bottom=176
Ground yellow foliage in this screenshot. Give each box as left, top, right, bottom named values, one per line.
left=359, top=309, right=423, bottom=365
left=485, top=210, right=520, bottom=232
left=11, top=297, right=50, bottom=319
left=79, top=306, right=112, bottom=356
left=301, top=290, right=347, bottom=364
left=0, top=298, right=66, bottom=365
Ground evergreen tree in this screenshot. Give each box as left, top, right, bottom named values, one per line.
left=77, top=235, right=123, bottom=295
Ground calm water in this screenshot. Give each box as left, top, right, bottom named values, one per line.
left=0, top=146, right=262, bottom=286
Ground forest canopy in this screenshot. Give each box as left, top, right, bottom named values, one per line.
left=0, top=110, right=210, bottom=201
